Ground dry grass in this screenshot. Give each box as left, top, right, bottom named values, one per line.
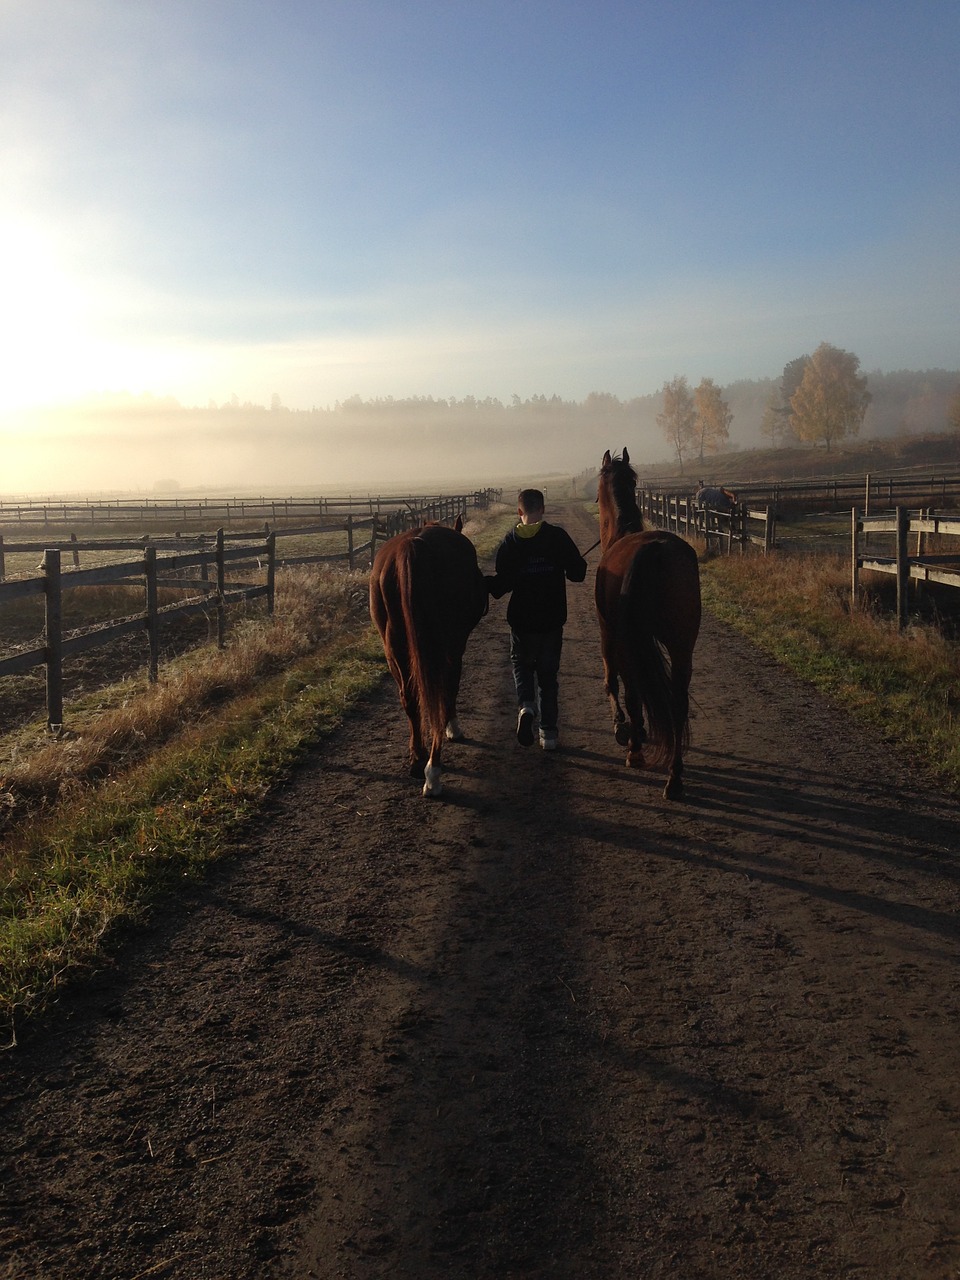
left=0, top=566, right=368, bottom=838
left=0, top=509, right=510, bottom=1030
left=701, top=549, right=960, bottom=786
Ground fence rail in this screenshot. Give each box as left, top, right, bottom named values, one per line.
left=0, top=532, right=275, bottom=728
left=0, top=488, right=500, bottom=530
left=654, top=469, right=960, bottom=515
left=0, top=490, right=500, bottom=581
left=0, top=489, right=501, bottom=730
left=852, top=507, right=960, bottom=628
left=639, top=490, right=775, bottom=554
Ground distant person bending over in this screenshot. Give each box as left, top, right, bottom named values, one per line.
left=486, top=489, right=587, bottom=750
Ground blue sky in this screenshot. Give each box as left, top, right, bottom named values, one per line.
left=1, top=0, right=958, bottom=416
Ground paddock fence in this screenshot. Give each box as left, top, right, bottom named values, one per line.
left=638, top=490, right=775, bottom=554
left=643, top=468, right=960, bottom=518
left=852, top=507, right=960, bottom=629
left=0, top=489, right=500, bottom=533
left=0, top=488, right=501, bottom=730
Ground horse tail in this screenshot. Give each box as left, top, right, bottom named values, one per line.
left=398, top=534, right=455, bottom=746
left=619, top=539, right=688, bottom=768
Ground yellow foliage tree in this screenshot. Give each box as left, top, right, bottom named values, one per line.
left=790, top=342, right=871, bottom=451
left=657, top=376, right=696, bottom=472
left=693, top=378, right=732, bottom=462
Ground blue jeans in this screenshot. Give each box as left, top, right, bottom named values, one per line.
left=510, top=628, right=563, bottom=731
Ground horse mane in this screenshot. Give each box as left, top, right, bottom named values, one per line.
left=601, top=451, right=644, bottom=535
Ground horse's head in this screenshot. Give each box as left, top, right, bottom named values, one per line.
left=598, top=447, right=642, bottom=547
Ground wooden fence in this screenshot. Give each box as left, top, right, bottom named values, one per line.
left=0, top=489, right=498, bottom=729
left=852, top=507, right=960, bottom=629
left=0, top=491, right=500, bottom=581
left=0, top=532, right=274, bottom=729
left=639, top=490, right=775, bottom=554
left=659, top=468, right=960, bottom=516
left=0, top=488, right=500, bottom=531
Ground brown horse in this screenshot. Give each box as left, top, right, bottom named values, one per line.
left=595, top=449, right=701, bottom=800
left=369, top=516, right=488, bottom=797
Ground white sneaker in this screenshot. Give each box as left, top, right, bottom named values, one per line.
left=539, top=728, right=558, bottom=751
left=516, top=705, right=535, bottom=746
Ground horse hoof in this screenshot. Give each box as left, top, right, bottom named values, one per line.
left=626, top=750, right=645, bottom=769
left=409, top=759, right=426, bottom=779
left=422, top=765, right=443, bottom=797
left=663, top=778, right=684, bottom=801
left=445, top=718, right=464, bottom=741
left=614, top=722, right=631, bottom=746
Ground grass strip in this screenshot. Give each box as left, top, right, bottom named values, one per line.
left=0, top=627, right=385, bottom=1037
left=0, top=508, right=512, bottom=1037
left=700, top=552, right=960, bottom=788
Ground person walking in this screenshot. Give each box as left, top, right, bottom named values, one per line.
left=486, top=489, right=587, bottom=750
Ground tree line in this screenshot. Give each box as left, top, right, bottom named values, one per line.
left=62, top=361, right=960, bottom=463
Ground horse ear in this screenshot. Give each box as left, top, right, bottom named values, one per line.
left=454, top=514, right=463, bottom=532
left=602, top=450, right=611, bottom=466
left=622, top=446, right=630, bottom=464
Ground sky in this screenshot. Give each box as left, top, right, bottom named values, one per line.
left=1, top=0, right=958, bottom=488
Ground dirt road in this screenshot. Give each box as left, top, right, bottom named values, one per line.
left=3, top=501, right=960, bottom=1279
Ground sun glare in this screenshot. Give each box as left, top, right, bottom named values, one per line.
left=0, top=220, right=198, bottom=416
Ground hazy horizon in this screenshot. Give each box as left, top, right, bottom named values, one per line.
left=2, top=1, right=958, bottom=493
left=2, top=366, right=957, bottom=498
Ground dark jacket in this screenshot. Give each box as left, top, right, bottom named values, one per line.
left=488, top=521, right=587, bottom=631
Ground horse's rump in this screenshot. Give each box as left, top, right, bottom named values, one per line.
left=374, top=524, right=486, bottom=745
left=405, top=529, right=473, bottom=737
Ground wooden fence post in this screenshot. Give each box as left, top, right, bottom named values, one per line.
left=216, top=528, right=226, bottom=648
left=895, top=505, right=909, bottom=630
left=915, top=507, right=927, bottom=605
left=144, top=545, right=159, bottom=682
left=70, top=531, right=80, bottom=568
left=266, top=531, right=276, bottom=614
left=347, top=514, right=355, bottom=569
left=0, top=534, right=4, bottom=581
left=44, top=548, right=63, bottom=730
left=850, top=508, right=860, bottom=608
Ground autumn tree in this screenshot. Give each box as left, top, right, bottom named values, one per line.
left=946, top=385, right=960, bottom=433
left=657, top=376, right=696, bottom=472
left=790, top=342, right=871, bottom=451
left=692, top=378, right=732, bottom=461
left=781, top=355, right=810, bottom=405
left=758, top=354, right=810, bottom=445
left=759, top=388, right=785, bottom=446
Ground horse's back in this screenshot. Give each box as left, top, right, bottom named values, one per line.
left=370, top=523, right=486, bottom=643
left=696, top=486, right=736, bottom=512
left=598, top=530, right=700, bottom=642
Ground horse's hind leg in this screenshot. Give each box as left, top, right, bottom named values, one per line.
left=600, top=634, right=630, bottom=745
left=422, top=732, right=444, bottom=797
left=444, top=652, right=466, bottom=742
left=623, top=685, right=647, bottom=769
left=663, top=653, right=692, bottom=801
left=397, top=675, right=426, bottom=777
